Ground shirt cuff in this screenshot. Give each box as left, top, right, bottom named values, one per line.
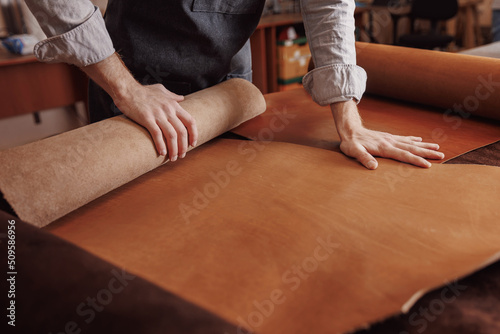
left=34, top=6, right=115, bottom=67
left=302, top=64, right=367, bottom=106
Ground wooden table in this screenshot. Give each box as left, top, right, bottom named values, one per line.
left=0, top=48, right=88, bottom=120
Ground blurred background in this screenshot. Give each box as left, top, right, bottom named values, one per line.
left=1, top=0, right=498, bottom=150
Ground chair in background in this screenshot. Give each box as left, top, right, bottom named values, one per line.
left=368, top=0, right=412, bottom=44
left=398, top=0, right=458, bottom=50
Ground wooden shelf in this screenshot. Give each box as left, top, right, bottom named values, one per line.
left=251, top=14, right=305, bottom=94
left=251, top=9, right=369, bottom=94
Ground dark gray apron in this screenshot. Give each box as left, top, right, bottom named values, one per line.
left=89, top=0, right=265, bottom=122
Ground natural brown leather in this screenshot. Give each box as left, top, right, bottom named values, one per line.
left=232, top=88, right=500, bottom=163
left=354, top=149, right=500, bottom=334
left=1, top=210, right=239, bottom=334
left=356, top=42, right=500, bottom=121
left=48, top=139, right=500, bottom=334
left=0, top=79, right=266, bottom=227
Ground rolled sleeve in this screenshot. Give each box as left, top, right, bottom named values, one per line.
left=34, top=6, right=115, bottom=67
left=301, top=0, right=367, bottom=105
left=302, top=64, right=366, bottom=105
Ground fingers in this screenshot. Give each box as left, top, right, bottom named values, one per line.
left=156, top=105, right=193, bottom=161
left=177, top=109, right=198, bottom=148
left=394, top=142, right=445, bottom=160
left=411, top=141, right=441, bottom=151
left=340, top=131, right=445, bottom=169
left=121, top=84, right=198, bottom=160
left=144, top=121, right=168, bottom=158
left=394, top=135, right=423, bottom=143
left=381, top=136, right=445, bottom=166
left=394, top=135, right=441, bottom=151
left=157, top=88, right=196, bottom=159
left=380, top=146, right=432, bottom=168
left=156, top=119, right=179, bottom=161
left=167, top=116, right=189, bottom=160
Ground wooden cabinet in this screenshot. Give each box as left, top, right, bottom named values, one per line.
left=0, top=49, right=88, bottom=120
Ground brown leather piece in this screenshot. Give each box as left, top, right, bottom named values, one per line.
left=0, top=210, right=239, bottom=334
left=232, top=88, right=500, bottom=163
left=0, top=79, right=266, bottom=227
left=48, top=139, right=500, bottom=334
left=356, top=42, right=500, bottom=121
left=353, top=148, right=500, bottom=334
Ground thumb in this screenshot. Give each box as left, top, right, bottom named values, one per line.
left=352, top=145, right=378, bottom=170
left=361, top=157, right=378, bottom=170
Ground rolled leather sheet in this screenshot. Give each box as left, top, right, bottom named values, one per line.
left=356, top=42, right=500, bottom=121
left=232, top=89, right=500, bottom=162
left=0, top=79, right=266, bottom=227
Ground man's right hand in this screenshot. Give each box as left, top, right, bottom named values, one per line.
left=114, top=82, right=198, bottom=161
left=81, top=53, right=198, bottom=161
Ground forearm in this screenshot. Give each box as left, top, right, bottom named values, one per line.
left=81, top=53, right=138, bottom=103
left=300, top=0, right=366, bottom=144
left=330, top=100, right=363, bottom=140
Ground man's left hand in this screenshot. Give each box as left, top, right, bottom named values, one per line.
left=331, top=100, right=445, bottom=170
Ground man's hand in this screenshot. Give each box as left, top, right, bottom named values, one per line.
left=113, top=82, right=197, bottom=161
left=81, top=53, right=198, bottom=161
left=331, top=100, right=445, bottom=170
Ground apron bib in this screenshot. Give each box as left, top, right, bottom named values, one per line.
left=89, top=0, right=265, bottom=122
